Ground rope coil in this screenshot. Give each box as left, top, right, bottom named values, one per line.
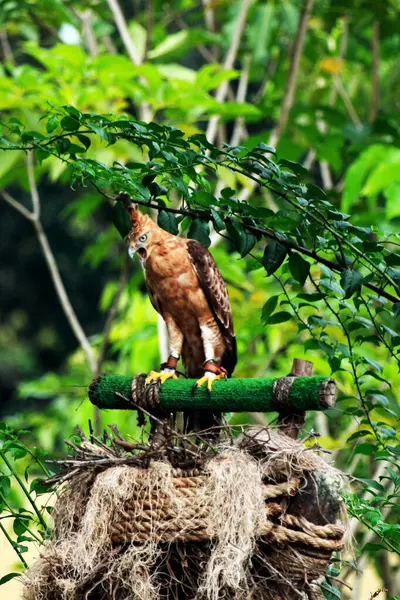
left=109, top=468, right=345, bottom=551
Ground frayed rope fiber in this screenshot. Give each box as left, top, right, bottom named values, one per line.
left=23, top=428, right=346, bottom=600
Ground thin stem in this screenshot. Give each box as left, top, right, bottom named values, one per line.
left=0, top=520, right=28, bottom=568
left=272, top=273, right=314, bottom=336
left=347, top=510, right=399, bottom=555
left=308, top=273, right=384, bottom=446
left=362, top=298, right=399, bottom=366
left=0, top=450, right=47, bottom=532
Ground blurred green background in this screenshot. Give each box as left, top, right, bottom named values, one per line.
left=1, top=0, right=400, bottom=598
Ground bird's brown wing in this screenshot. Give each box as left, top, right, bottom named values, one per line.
left=186, top=239, right=237, bottom=376
left=145, top=280, right=162, bottom=315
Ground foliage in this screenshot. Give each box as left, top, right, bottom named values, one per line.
left=1, top=0, right=400, bottom=597
left=0, top=421, right=52, bottom=579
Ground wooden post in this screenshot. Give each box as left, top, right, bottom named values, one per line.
left=277, top=358, right=313, bottom=439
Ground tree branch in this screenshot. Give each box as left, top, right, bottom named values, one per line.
left=77, top=9, right=99, bottom=57
left=106, top=0, right=151, bottom=121
left=239, top=0, right=313, bottom=200
left=2, top=161, right=97, bottom=374
left=106, top=0, right=141, bottom=65
left=120, top=197, right=400, bottom=304
left=202, top=0, right=218, bottom=61
left=1, top=190, right=34, bottom=220
left=369, top=22, right=380, bottom=123
left=230, top=54, right=251, bottom=147
left=333, top=75, right=362, bottom=128
left=32, top=222, right=97, bottom=373
left=269, top=0, right=314, bottom=148
left=27, top=151, right=40, bottom=219
left=206, top=0, right=252, bottom=145
left=0, top=30, right=14, bottom=65
left=144, top=0, right=153, bottom=61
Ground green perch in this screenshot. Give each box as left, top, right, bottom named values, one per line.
left=88, top=372, right=336, bottom=414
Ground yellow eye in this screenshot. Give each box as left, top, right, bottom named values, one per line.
left=139, top=234, right=147, bottom=242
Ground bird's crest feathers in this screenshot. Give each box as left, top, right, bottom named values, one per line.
left=118, top=193, right=155, bottom=236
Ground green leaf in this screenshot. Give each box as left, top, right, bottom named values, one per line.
left=363, top=357, right=383, bottom=373
left=64, top=105, right=82, bottom=119
left=255, top=142, right=276, bottom=154
left=261, top=296, right=279, bottom=324
left=188, top=219, right=211, bottom=247
left=30, top=478, right=52, bottom=494
left=340, top=270, right=363, bottom=298
left=60, top=115, right=80, bottom=131
left=288, top=253, right=310, bottom=285
left=342, top=145, right=389, bottom=212
left=76, top=134, right=91, bottom=150
left=354, top=442, right=376, bottom=456
left=347, top=430, right=371, bottom=442
left=250, top=4, right=274, bottom=63
left=306, top=182, right=326, bottom=199
left=264, top=311, right=292, bottom=325
left=359, top=478, right=385, bottom=493
left=262, top=242, right=287, bottom=275
left=46, top=115, right=59, bottom=133
left=246, top=258, right=263, bottom=271
left=0, top=573, right=20, bottom=586
left=279, top=159, right=308, bottom=178
left=210, top=208, right=225, bottom=232
left=13, top=517, right=29, bottom=537
left=0, top=475, right=10, bottom=498
left=158, top=210, right=179, bottom=235
left=226, top=219, right=256, bottom=257
left=149, top=30, right=188, bottom=59
left=192, top=191, right=215, bottom=208
left=321, top=581, right=341, bottom=600
left=112, top=202, right=131, bottom=238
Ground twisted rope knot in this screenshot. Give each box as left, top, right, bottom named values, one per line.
left=131, top=374, right=162, bottom=411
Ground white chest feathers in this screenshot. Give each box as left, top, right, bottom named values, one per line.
left=177, top=272, right=190, bottom=285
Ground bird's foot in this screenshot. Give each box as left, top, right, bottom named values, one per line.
left=192, top=364, right=227, bottom=397
left=145, top=370, right=178, bottom=385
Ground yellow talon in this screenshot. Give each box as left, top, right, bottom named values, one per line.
left=145, top=370, right=178, bottom=385
left=194, top=372, right=226, bottom=394
left=194, top=375, right=209, bottom=389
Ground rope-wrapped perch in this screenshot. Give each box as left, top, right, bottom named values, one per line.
left=88, top=373, right=336, bottom=413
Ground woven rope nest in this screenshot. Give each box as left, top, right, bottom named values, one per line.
left=110, top=469, right=343, bottom=550
left=23, top=427, right=347, bottom=600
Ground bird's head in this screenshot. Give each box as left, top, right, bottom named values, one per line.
left=125, top=204, right=165, bottom=265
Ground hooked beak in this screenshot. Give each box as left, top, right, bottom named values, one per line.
left=137, top=247, right=147, bottom=260
left=128, top=246, right=147, bottom=261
